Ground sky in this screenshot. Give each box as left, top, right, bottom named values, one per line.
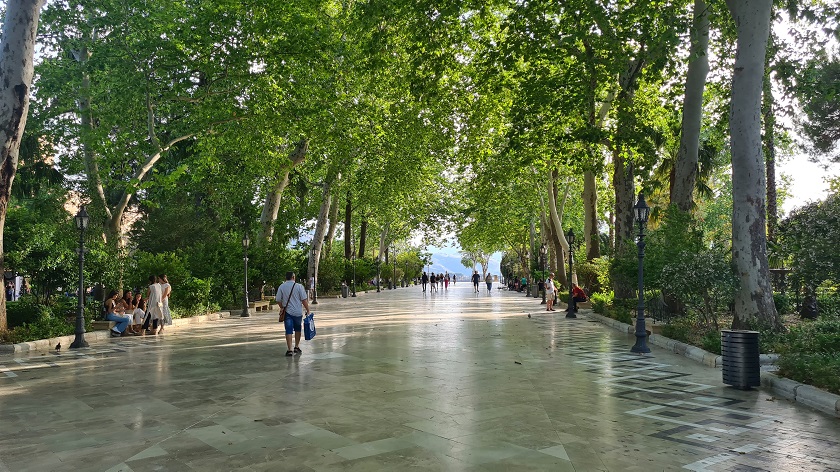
left=778, top=154, right=839, bottom=215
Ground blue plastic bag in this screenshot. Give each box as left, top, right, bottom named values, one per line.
left=304, top=313, right=316, bottom=340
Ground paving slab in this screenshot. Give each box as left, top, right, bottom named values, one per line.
left=1, top=284, right=839, bottom=471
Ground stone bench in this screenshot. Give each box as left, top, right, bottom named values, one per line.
left=248, top=300, right=270, bottom=312
left=92, top=320, right=117, bottom=331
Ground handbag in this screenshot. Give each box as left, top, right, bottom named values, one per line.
left=278, top=283, right=294, bottom=323
left=304, top=313, right=316, bottom=340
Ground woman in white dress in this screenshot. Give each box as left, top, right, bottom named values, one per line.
left=159, top=274, right=172, bottom=330
left=142, top=275, right=164, bottom=335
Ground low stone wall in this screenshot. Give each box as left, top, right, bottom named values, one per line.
left=0, top=310, right=234, bottom=353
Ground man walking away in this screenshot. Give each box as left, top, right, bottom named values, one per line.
left=471, top=270, right=480, bottom=293
left=421, top=272, right=429, bottom=292
left=276, top=272, right=310, bottom=357
left=485, top=273, right=493, bottom=292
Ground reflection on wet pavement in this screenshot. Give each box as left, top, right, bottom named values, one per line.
left=1, top=284, right=838, bottom=471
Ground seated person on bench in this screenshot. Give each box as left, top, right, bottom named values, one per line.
left=569, top=284, right=588, bottom=312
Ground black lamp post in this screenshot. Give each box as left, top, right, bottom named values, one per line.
left=311, top=248, right=319, bottom=304
left=631, top=192, right=651, bottom=353
left=241, top=234, right=251, bottom=317
left=376, top=254, right=381, bottom=293
left=70, top=206, right=90, bottom=349
left=540, top=243, right=547, bottom=305
left=351, top=249, right=357, bottom=297
left=525, top=252, right=531, bottom=297
left=565, top=228, right=576, bottom=319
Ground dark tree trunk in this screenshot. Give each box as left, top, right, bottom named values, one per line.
left=344, top=193, right=352, bottom=259
left=358, top=218, right=368, bottom=258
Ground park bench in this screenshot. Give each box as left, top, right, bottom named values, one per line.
left=92, top=320, right=117, bottom=331
left=248, top=300, right=270, bottom=312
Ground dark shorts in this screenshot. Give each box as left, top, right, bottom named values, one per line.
left=284, top=314, right=303, bottom=335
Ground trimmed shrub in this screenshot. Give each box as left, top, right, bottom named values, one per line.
left=777, top=317, right=840, bottom=394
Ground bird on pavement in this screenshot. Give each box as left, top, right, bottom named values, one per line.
left=55, top=343, right=61, bottom=351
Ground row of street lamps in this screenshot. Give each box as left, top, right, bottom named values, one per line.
left=69, top=193, right=650, bottom=354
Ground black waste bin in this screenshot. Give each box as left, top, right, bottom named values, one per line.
left=721, top=330, right=760, bottom=390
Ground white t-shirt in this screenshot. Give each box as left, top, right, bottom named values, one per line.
left=275, top=281, right=308, bottom=317
left=545, top=279, right=555, bottom=294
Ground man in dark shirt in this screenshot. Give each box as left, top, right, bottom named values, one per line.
left=471, top=271, right=480, bottom=293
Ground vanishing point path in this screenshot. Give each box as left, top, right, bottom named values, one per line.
left=1, top=284, right=838, bottom=471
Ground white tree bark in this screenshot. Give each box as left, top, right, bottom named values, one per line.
left=259, top=138, right=309, bottom=243
left=307, top=182, right=332, bottom=292
left=672, top=0, right=710, bottom=211
left=0, top=0, right=46, bottom=330
left=726, top=0, right=780, bottom=329
left=545, top=171, right=570, bottom=284
left=377, top=221, right=390, bottom=264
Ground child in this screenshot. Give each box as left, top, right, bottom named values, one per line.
left=132, top=299, right=147, bottom=333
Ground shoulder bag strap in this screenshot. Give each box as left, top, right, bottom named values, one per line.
left=281, top=284, right=294, bottom=309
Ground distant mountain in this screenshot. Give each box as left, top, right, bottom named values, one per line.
left=427, top=253, right=501, bottom=277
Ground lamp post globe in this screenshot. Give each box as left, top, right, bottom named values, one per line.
left=70, top=206, right=90, bottom=349
left=631, top=192, right=651, bottom=353
left=539, top=243, right=547, bottom=304
left=565, top=228, right=576, bottom=319
left=311, top=248, right=319, bottom=304
left=241, top=234, right=251, bottom=317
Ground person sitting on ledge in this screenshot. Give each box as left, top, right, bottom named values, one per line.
left=104, top=290, right=132, bottom=337
left=569, top=284, right=588, bottom=312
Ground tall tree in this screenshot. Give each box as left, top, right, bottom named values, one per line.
left=725, top=0, right=780, bottom=329
left=0, top=0, right=47, bottom=330
left=672, top=0, right=711, bottom=212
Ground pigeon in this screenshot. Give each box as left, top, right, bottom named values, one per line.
left=527, top=313, right=531, bottom=318
left=55, top=343, right=61, bottom=351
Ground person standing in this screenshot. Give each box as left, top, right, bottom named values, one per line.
left=453, top=275, right=456, bottom=285
left=421, top=272, right=429, bottom=292
left=276, top=272, right=310, bottom=357
left=159, top=274, right=173, bottom=330
left=485, top=273, right=493, bottom=292
left=471, top=270, right=480, bottom=293
left=142, top=275, right=164, bottom=335
left=444, top=272, right=450, bottom=290
left=545, top=273, right=556, bottom=311
left=430, top=273, right=438, bottom=292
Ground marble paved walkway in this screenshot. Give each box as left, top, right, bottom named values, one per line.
left=1, top=284, right=839, bottom=471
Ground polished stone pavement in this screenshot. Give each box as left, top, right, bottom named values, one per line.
left=1, top=284, right=838, bottom=472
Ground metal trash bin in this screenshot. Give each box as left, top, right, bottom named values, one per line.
left=341, top=285, right=349, bottom=298
left=531, top=284, right=540, bottom=298
left=721, top=330, right=760, bottom=390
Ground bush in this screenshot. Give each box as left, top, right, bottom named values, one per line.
left=777, top=317, right=840, bottom=394
left=590, top=291, right=613, bottom=315
left=773, top=293, right=793, bottom=315
left=660, top=247, right=737, bottom=330
left=5, top=296, right=51, bottom=328
left=171, top=277, right=214, bottom=318
left=661, top=319, right=693, bottom=344
left=701, top=331, right=722, bottom=355
left=576, top=257, right=610, bottom=294
left=817, top=291, right=840, bottom=318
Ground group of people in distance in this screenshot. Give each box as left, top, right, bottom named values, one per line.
left=421, top=271, right=453, bottom=292
left=103, top=274, right=172, bottom=337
